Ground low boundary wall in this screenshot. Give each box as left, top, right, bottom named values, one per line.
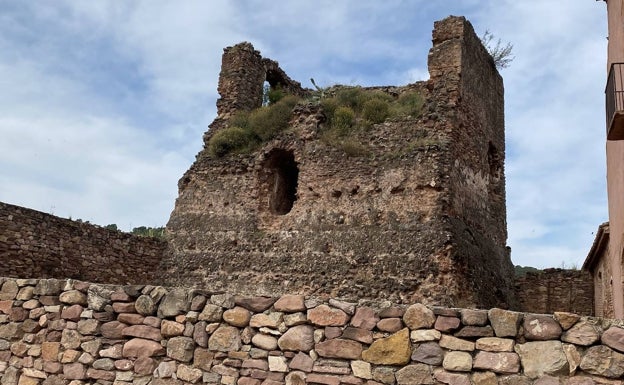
left=0, top=203, right=166, bottom=285
left=1, top=277, right=623, bottom=385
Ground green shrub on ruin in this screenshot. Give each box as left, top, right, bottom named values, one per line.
left=267, top=87, right=285, bottom=104
left=362, top=98, right=390, bottom=124
left=392, top=91, right=424, bottom=118
left=262, top=84, right=286, bottom=106
left=335, top=87, right=368, bottom=113
left=249, top=95, right=300, bottom=141
left=208, top=127, right=257, bottom=157
left=229, top=111, right=251, bottom=131
left=320, top=97, right=339, bottom=125
left=132, top=226, right=166, bottom=239
left=209, top=85, right=424, bottom=158
left=331, top=106, right=356, bottom=136
left=209, top=94, right=301, bottom=157
left=320, top=88, right=422, bottom=132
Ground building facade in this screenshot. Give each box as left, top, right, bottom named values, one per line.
left=584, top=0, right=624, bottom=318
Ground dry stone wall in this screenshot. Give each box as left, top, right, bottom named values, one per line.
left=0, top=202, right=166, bottom=285
left=1, top=277, right=623, bottom=385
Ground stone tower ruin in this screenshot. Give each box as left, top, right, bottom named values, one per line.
left=160, top=16, right=516, bottom=309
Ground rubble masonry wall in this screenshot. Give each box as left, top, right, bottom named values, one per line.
left=0, top=277, right=622, bottom=385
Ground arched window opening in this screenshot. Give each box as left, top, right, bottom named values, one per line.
left=263, top=70, right=288, bottom=105
left=262, top=81, right=271, bottom=106
left=263, top=149, right=298, bottom=215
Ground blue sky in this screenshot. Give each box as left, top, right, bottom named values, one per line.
left=0, top=1, right=609, bottom=268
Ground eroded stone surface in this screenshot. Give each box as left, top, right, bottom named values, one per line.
left=395, top=364, right=434, bottom=385
left=403, top=304, right=435, bottom=330
left=234, top=296, right=276, bottom=313
left=252, top=333, right=278, bottom=350
left=601, top=326, right=624, bottom=353
left=350, top=307, right=379, bottom=330
left=223, top=306, right=251, bottom=327
left=523, top=314, right=562, bottom=341
left=439, top=335, right=475, bottom=351
left=410, top=329, right=441, bottom=342
left=274, top=295, right=306, bottom=313
left=554, top=312, right=580, bottom=330
left=361, top=328, right=410, bottom=365
left=278, top=325, right=314, bottom=352
left=307, top=305, right=350, bottom=327
left=562, top=321, right=601, bottom=346
left=434, top=369, right=470, bottom=385
left=315, top=339, right=362, bottom=360
left=442, top=351, right=473, bottom=372
left=411, top=342, right=444, bottom=365
left=476, top=337, right=515, bottom=352
left=514, top=341, right=569, bottom=379
left=488, top=309, right=522, bottom=338
left=122, top=338, right=165, bottom=358
left=208, top=326, right=241, bottom=352
left=579, top=345, right=624, bottom=378
left=473, top=351, right=520, bottom=374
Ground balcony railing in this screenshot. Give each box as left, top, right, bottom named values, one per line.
left=606, top=62, right=624, bottom=140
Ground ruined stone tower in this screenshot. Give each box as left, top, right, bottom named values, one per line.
left=160, top=16, right=515, bottom=309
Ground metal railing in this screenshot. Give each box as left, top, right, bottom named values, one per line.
left=606, top=63, right=624, bottom=135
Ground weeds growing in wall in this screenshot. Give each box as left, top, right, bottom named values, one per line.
left=208, top=95, right=300, bottom=157
left=319, top=87, right=424, bottom=157
left=208, top=86, right=424, bottom=158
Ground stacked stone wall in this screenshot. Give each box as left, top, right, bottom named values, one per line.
left=0, top=277, right=622, bottom=385
left=0, top=202, right=166, bottom=285
left=515, top=269, right=594, bottom=316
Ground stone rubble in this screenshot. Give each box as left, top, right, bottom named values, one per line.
left=0, top=277, right=623, bottom=385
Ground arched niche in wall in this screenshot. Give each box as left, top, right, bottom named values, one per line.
left=261, top=149, right=299, bottom=215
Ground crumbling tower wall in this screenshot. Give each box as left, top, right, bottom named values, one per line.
left=161, top=16, right=516, bottom=309
left=206, top=43, right=307, bottom=135
left=428, top=18, right=514, bottom=304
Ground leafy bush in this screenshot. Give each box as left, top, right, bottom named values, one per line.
left=209, top=127, right=256, bottom=157
left=332, top=106, right=356, bottom=136
left=262, top=84, right=286, bottom=106
left=267, top=87, right=285, bottom=104
left=362, top=98, right=390, bottom=123
left=249, top=95, right=299, bottom=140
left=229, top=112, right=250, bottom=130
left=316, top=88, right=424, bottom=157
left=393, top=91, right=424, bottom=118
left=131, top=226, right=166, bottom=239
left=335, top=87, right=368, bottom=113
left=209, top=85, right=424, bottom=157
left=320, top=97, right=339, bottom=125
left=208, top=94, right=301, bottom=157
left=322, top=88, right=423, bottom=126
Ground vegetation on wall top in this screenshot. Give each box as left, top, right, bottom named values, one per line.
left=480, top=30, right=514, bottom=70
left=208, top=85, right=424, bottom=158
left=318, top=87, right=423, bottom=156
left=104, top=224, right=166, bottom=239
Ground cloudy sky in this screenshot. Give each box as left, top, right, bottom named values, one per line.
left=0, top=1, right=609, bottom=268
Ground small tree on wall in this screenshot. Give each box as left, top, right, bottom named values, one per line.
left=480, top=30, right=514, bottom=69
